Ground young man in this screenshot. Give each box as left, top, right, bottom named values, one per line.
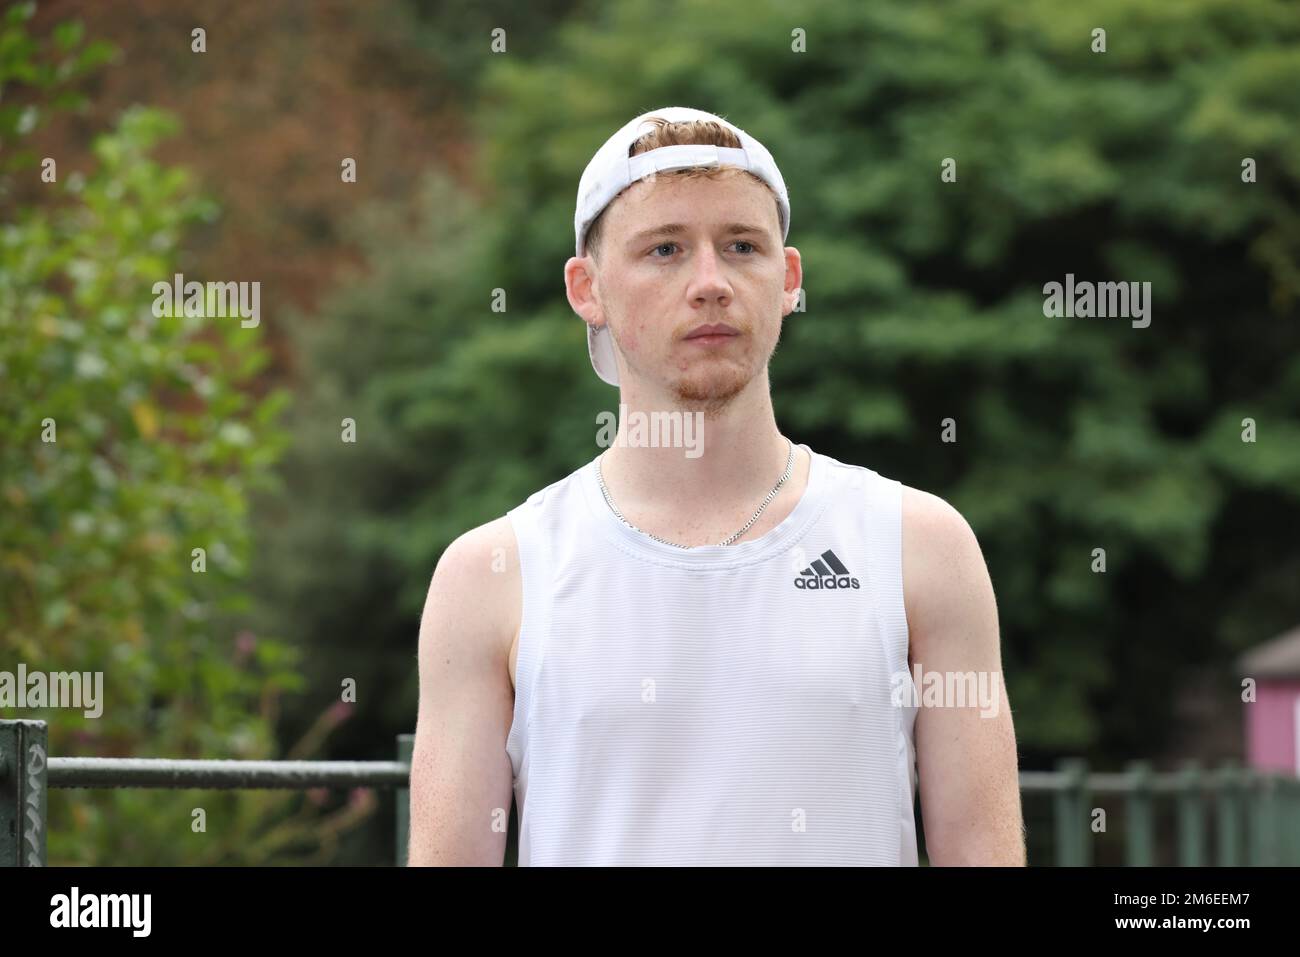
left=408, top=107, right=1026, bottom=866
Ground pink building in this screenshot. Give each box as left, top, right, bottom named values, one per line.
left=1240, top=624, right=1300, bottom=776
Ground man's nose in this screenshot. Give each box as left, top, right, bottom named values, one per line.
left=689, top=245, right=731, bottom=301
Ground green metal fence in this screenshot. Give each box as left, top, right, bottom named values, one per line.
left=1024, top=756, right=1300, bottom=865
left=0, top=719, right=413, bottom=866
left=4, top=719, right=1299, bottom=865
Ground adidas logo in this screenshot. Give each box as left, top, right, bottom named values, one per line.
left=793, top=550, right=860, bottom=590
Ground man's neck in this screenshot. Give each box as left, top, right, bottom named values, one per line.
left=598, top=372, right=809, bottom=544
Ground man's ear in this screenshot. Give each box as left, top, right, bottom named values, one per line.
left=564, top=255, right=606, bottom=328
left=781, top=246, right=803, bottom=316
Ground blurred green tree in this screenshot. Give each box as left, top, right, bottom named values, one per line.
left=259, top=0, right=1300, bottom=784
left=0, top=4, right=365, bottom=864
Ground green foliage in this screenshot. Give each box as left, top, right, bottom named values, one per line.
left=0, top=10, right=342, bottom=863
left=262, top=0, right=1300, bottom=766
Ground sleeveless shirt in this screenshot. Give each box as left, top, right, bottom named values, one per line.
left=504, top=444, right=919, bottom=865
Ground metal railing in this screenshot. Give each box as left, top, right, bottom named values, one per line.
left=1023, top=756, right=1300, bottom=865
left=4, top=719, right=1299, bottom=865
left=1, top=719, right=414, bottom=866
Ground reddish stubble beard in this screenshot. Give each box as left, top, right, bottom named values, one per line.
left=602, top=301, right=778, bottom=418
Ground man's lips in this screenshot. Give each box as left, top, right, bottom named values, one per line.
left=684, top=323, right=740, bottom=340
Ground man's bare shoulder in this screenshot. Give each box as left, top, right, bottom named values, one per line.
left=899, top=484, right=995, bottom=646
left=437, top=515, right=520, bottom=578
left=421, top=515, right=522, bottom=685
left=900, top=485, right=980, bottom=559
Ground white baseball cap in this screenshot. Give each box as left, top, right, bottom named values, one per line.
left=573, top=106, right=791, bottom=387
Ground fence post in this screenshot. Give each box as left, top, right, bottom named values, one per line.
left=1279, top=775, right=1296, bottom=866
left=1214, top=763, right=1243, bottom=866
left=1248, top=771, right=1280, bottom=866
left=1175, top=760, right=1205, bottom=866
left=1244, top=768, right=1261, bottom=865
left=1054, top=758, right=1089, bottom=866
left=1126, top=760, right=1154, bottom=867
left=396, top=733, right=413, bottom=866
left=0, top=720, right=48, bottom=866
left=1291, top=776, right=1300, bottom=866
left=1289, top=777, right=1300, bottom=866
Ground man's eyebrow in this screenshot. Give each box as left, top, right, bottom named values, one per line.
left=625, top=222, right=771, bottom=247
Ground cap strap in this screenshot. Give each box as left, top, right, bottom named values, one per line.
left=626, top=144, right=752, bottom=182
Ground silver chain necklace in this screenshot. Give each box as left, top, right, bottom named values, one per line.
left=596, top=437, right=796, bottom=548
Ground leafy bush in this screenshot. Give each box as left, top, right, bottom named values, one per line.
left=0, top=5, right=362, bottom=864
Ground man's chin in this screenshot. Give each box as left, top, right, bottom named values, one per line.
left=670, top=365, right=753, bottom=410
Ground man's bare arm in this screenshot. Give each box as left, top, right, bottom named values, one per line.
left=407, top=518, right=519, bottom=865
left=903, top=487, right=1026, bottom=866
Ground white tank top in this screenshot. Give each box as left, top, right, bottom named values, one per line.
left=505, top=444, right=919, bottom=865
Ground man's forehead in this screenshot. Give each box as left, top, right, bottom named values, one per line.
left=623, top=169, right=771, bottom=206
left=611, top=174, right=780, bottom=243
left=624, top=220, right=773, bottom=246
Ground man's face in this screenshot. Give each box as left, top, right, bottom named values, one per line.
left=569, top=171, right=801, bottom=409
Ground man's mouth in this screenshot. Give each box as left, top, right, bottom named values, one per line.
left=684, top=322, right=740, bottom=342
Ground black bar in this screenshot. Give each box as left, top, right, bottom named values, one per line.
left=822, top=551, right=850, bottom=575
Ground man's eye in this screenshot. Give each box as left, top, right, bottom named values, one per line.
left=649, top=241, right=757, bottom=258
